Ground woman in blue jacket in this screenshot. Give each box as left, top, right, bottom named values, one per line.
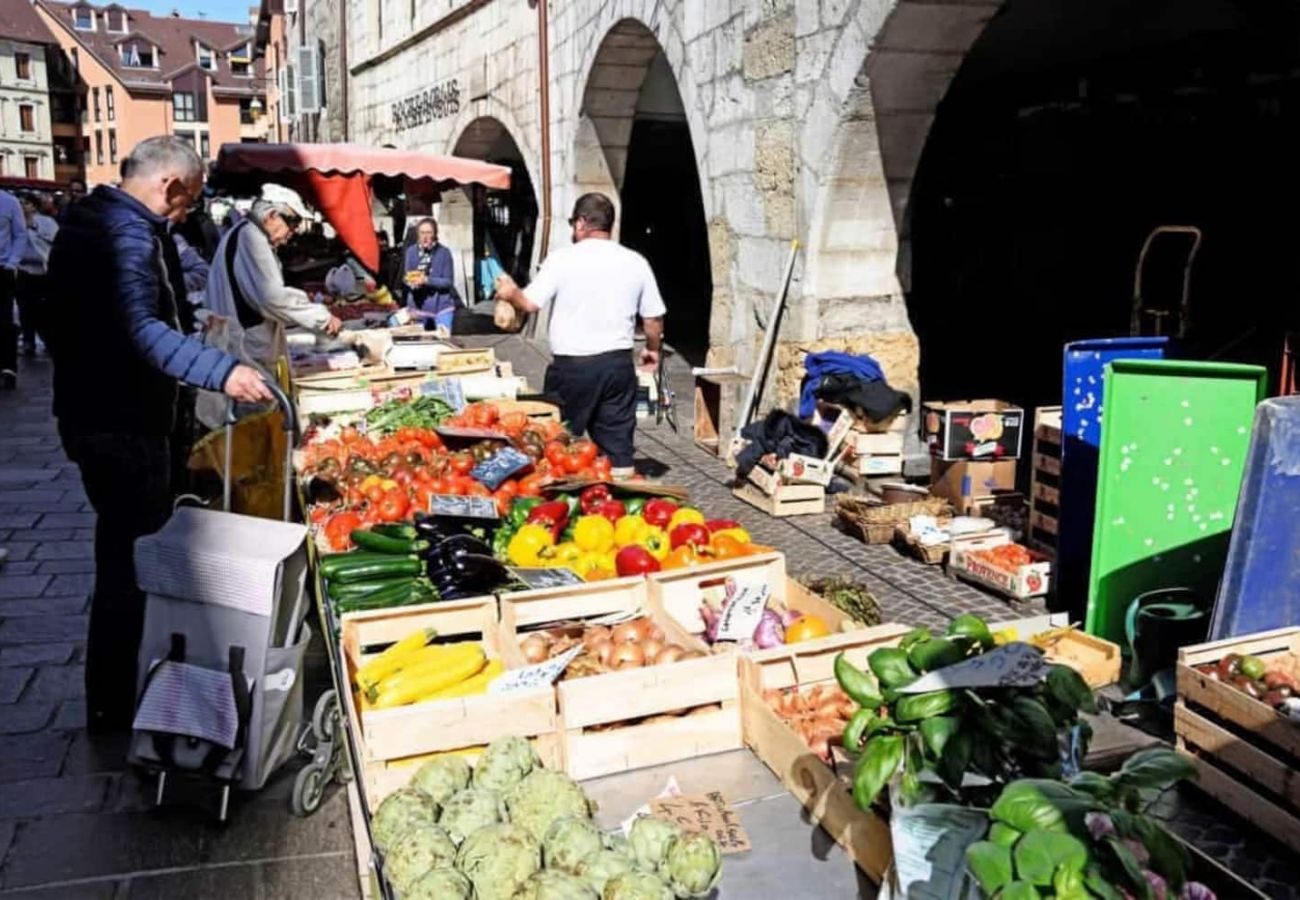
left=404, top=217, right=457, bottom=331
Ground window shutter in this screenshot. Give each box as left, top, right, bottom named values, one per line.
left=297, top=45, right=319, bottom=114
left=285, top=63, right=297, bottom=117
left=284, top=0, right=298, bottom=13
left=277, top=68, right=288, bottom=121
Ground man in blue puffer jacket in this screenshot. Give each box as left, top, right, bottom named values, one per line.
left=46, top=136, right=273, bottom=732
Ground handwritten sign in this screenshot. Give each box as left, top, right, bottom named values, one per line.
left=714, top=580, right=770, bottom=642
left=436, top=425, right=509, bottom=442
left=650, top=791, right=751, bottom=854
left=489, top=645, right=582, bottom=695
left=508, top=566, right=584, bottom=590
left=420, top=378, right=466, bottom=411
left=898, top=642, right=1048, bottom=694
left=472, top=447, right=534, bottom=490
left=428, top=494, right=499, bottom=520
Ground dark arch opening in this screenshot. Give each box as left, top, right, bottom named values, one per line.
left=581, top=20, right=712, bottom=365
left=909, top=0, right=1300, bottom=408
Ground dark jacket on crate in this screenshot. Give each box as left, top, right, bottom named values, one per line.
left=46, top=185, right=239, bottom=436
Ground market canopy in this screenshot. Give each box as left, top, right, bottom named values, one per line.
left=212, top=143, right=512, bottom=273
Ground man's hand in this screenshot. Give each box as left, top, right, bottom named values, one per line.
left=495, top=273, right=519, bottom=300
left=324, top=315, right=343, bottom=337
left=639, top=347, right=660, bottom=372
left=223, top=364, right=275, bottom=404
left=410, top=272, right=427, bottom=287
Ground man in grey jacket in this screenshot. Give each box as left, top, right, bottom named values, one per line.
left=205, top=185, right=341, bottom=370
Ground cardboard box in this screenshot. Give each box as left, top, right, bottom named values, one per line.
left=922, top=399, right=1024, bottom=460
left=949, top=534, right=1051, bottom=600
left=852, top=431, right=904, bottom=456
left=856, top=454, right=904, bottom=476
left=746, top=463, right=780, bottom=496
left=779, top=453, right=835, bottom=486
left=930, top=459, right=1017, bottom=513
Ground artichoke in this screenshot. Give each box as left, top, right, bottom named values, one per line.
left=473, top=736, right=539, bottom=793
left=577, top=849, right=637, bottom=895
left=404, top=867, right=473, bottom=900
left=601, top=871, right=674, bottom=900
left=543, top=816, right=604, bottom=875
left=627, top=817, right=681, bottom=873
left=663, top=832, right=722, bottom=898
left=411, top=755, right=472, bottom=806
left=372, top=788, right=440, bottom=853
left=512, top=869, right=600, bottom=900
left=439, top=786, right=505, bottom=846
left=385, top=824, right=457, bottom=894
left=507, top=769, right=593, bottom=842
left=456, top=823, right=542, bottom=900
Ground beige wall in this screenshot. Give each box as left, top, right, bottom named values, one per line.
left=0, top=37, right=55, bottom=179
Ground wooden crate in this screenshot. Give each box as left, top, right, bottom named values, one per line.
left=949, top=533, right=1052, bottom=600
left=989, top=613, right=1122, bottom=687
left=733, top=481, right=826, bottom=517
left=1175, top=628, right=1300, bottom=854
left=647, top=552, right=857, bottom=643
left=493, top=399, right=561, bottom=422
left=498, top=577, right=742, bottom=780
left=1028, top=406, right=1062, bottom=560
left=739, top=624, right=913, bottom=882
left=892, top=521, right=950, bottom=566
left=694, top=372, right=750, bottom=455
left=339, top=596, right=560, bottom=806
left=345, top=777, right=381, bottom=900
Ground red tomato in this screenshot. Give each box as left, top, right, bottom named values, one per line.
left=309, top=505, right=330, bottom=524
left=323, top=511, right=362, bottom=550
left=517, top=473, right=544, bottom=497
left=544, top=441, right=568, bottom=470
left=492, top=487, right=513, bottom=515
left=377, top=489, right=409, bottom=522
left=364, top=484, right=386, bottom=504
left=497, top=479, right=519, bottom=498
left=466, top=482, right=492, bottom=498
left=572, top=439, right=599, bottom=467
left=411, top=484, right=433, bottom=512
left=449, top=452, right=475, bottom=476
left=391, top=467, right=415, bottom=487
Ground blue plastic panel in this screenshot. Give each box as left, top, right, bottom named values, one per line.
left=1056, top=338, right=1170, bottom=619
left=1211, top=397, right=1300, bottom=638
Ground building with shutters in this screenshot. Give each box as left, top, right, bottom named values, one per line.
left=0, top=0, right=59, bottom=181
left=255, top=0, right=344, bottom=144
left=33, top=0, right=270, bottom=186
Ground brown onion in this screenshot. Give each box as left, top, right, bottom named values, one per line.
left=640, top=638, right=665, bottom=662
left=611, top=621, right=642, bottom=644
left=520, top=635, right=550, bottom=664
left=609, top=642, right=645, bottom=669
left=654, top=644, right=686, bottom=665
left=591, top=639, right=615, bottom=666
left=645, top=624, right=665, bottom=643
left=583, top=626, right=611, bottom=650
left=679, top=650, right=706, bottom=660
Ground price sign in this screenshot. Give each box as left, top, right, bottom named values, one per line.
left=650, top=791, right=751, bottom=854
left=713, top=580, right=770, bottom=642
left=489, top=645, right=582, bottom=695
left=428, top=494, right=499, bottom=520
left=472, top=447, right=534, bottom=490
left=508, top=566, right=584, bottom=590
left=898, top=642, right=1048, bottom=694
left=420, top=378, right=466, bottom=411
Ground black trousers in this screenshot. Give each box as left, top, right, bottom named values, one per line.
left=61, top=428, right=173, bottom=730
left=15, top=271, right=47, bottom=348
left=0, top=267, right=16, bottom=372
left=545, top=350, right=638, bottom=468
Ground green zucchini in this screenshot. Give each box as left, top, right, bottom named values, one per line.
left=327, top=575, right=417, bottom=601
left=371, top=523, right=419, bottom=541
left=319, top=551, right=406, bottom=577
left=331, top=557, right=423, bottom=584
left=336, top=581, right=437, bottom=612
left=350, top=529, right=429, bottom=555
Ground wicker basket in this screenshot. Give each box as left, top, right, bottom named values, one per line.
left=893, top=520, right=953, bottom=565
left=836, top=495, right=953, bottom=545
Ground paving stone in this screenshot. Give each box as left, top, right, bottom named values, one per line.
left=36, top=513, right=97, bottom=530
left=0, top=774, right=112, bottom=818
left=0, top=575, right=51, bottom=599
left=0, top=811, right=204, bottom=887
left=31, top=541, right=94, bottom=560
left=0, top=883, right=119, bottom=900
left=0, top=818, right=14, bottom=867
left=2, top=528, right=78, bottom=544
left=0, top=643, right=77, bottom=667
left=0, top=561, right=40, bottom=575
left=123, top=864, right=259, bottom=900
left=0, top=732, right=71, bottom=782
left=0, top=614, right=89, bottom=644
left=42, top=574, right=95, bottom=598
left=61, top=730, right=130, bottom=777
left=0, top=702, right=55, bottom=734
left=0, top=596, right=88, bottom=617
left=0, top=513, right=41, bottom=529
left=23, top=665, right=85, bottom=703
left=52, top=698, right=86, bottom=730
left=254, top=852, right=359, bottom=899
left=36, top=558, right=97, bottom=575
left=0, top=667, right=33, bottom=703
left=0, top=489, right=65, bottom=505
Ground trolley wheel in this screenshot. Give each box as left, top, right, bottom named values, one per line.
left=292, top=763, right=326, bottom=817
left=311, top=690, right=340, bottom=742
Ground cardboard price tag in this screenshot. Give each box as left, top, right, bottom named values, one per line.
left=713, top=581, right=770, bottom=642
left=897, top=642, right=1048, bottom=694
left=472, top=446, right=533, bottom=490
left=508, top=566, right=585, bottom=590
left=650, top=791, right=751, bottom=854
left=489, top=645, right=582, bottom=695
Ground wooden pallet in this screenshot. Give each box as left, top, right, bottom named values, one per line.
left=338, top=596, right=560, bottom=806
left=739, top=624, right=912, bottom=882
left=1175, top=628, right=1300, bottom=854
left=497, top=576, right=742, bottom=780
left=733, top=481, right=826, bottom=517
left=1028, top=406, right=1062, bottom=560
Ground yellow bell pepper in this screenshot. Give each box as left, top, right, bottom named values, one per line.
left=613, top=514, right=650, bottom=548
left=712, top=527, right=751, bottom=545
left=550, top=541, right=584, bottom=568
left=667, top=507, right=706, bottom=532
left=507, top=523, right=555, bottom=567
left=642, top=525, right=671, bottom=561
left=573, top=515, right=615, bottom=553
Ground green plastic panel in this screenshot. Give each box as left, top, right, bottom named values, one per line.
left=1084, top=360, right=1267, bottom=643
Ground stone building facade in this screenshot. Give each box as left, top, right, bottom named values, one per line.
left=345, top=0, right=1003, bottom=409
left=0, top=0, right=58, bottom=181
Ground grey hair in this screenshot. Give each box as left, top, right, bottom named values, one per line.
left=120, top=135, right=203, bottom=183
left=250, top=199, right=292, bottom=223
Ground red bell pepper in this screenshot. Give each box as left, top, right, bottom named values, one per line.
left=580, top=483, right=613, bottom=515
left=705, top=518, right=742, bottom=533
left=594, top=498, right=626, bottom=524
left=526, top=500, right=571, bottom=540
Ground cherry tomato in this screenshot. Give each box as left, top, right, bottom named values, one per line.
left=390, top=467, right=415, bottom=487
left=340, top=427, right=362, bottom=445
left=449, top=452, right=475, bottom=476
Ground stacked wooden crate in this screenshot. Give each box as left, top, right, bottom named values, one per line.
left=1028, top=406, right=1062, bottom=558
left=837, top=414, right=909, bottom=481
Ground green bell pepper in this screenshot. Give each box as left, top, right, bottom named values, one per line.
left=508, top=496, right=545, bottom=528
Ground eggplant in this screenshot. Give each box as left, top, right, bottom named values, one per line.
left=426, top=552, right=510, bottom=597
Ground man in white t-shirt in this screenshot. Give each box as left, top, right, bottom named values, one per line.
left=496, top=193, right=666, bottom=477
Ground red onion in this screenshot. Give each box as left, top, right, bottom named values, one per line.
left=753, top=608, right=785, bottom=649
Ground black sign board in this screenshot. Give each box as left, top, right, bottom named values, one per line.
left=508, top=566, right=585, bottom=590
left=427, top=494, right=499, bottom=520
left=472, top=447, right=533, bottom=490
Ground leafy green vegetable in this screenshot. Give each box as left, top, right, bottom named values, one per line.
left=967, top=840, right=1014, bottom=894
left=1053, top=863, right=1087, bottom=898
left=937, top=727, right=973, bottom=790
left=999, top=880, right=1041, bottom=900
left=947, top=613, right=994, bottom=649
left=988, top=822, right=1022, bottom=848
left=1046, top=664, right=1098, bottom=715
left=1112, top=748, right=1198, bottom=793
left=867, top=647, right=917, bottom=688
left=1013, top=829, right=1089, bottom=886
left=899, top=628, right=932, bottom=651
left=907, top=637, right=966, bottom=672
left=895, top=689, right=960, bottom=722
left=1084, top=863, right=1125, bottom=900
left=1007, top=696, right=1061, bottom=759
left=990, top=780, right=1095, bottom=834
left=1103, top=838, right=1152, bottom=900
left=834, top=653, right=883, bottom=708
left=1067, top=771, right=1115, bottom=803
left=919, top=716, right=960, bottom=758
left=364, top=395, right=454, bottom=434
left=852, top=735, right=904, bottom=810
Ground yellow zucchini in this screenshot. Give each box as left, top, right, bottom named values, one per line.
left=355, top=626, right=437, bottom=693
left=372, top=644, right=487, bottom=708
left=426, top=659, right=504, bottom=700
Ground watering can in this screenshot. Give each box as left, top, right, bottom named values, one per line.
left=1124, top=587, right=1210, bottom=689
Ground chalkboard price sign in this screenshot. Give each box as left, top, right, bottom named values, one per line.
left=427, top=494, right=500, bottom=520
left=508, top=566, right=585, bottom=590
left=472, top=447, right=534, bottom=490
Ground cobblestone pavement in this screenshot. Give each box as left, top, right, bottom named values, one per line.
left=0, top=354, right=357, bottom=899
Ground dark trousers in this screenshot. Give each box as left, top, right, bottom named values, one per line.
left=15, top=271, right=47, bottom=349
left=544, top=350, right=638, bottom=468
left=61, top=429, right=173, bottom=730
left=0, top=267, right=16, bottom=372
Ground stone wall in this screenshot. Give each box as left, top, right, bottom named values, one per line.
left=345, top=0, right=1005, bottom=415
